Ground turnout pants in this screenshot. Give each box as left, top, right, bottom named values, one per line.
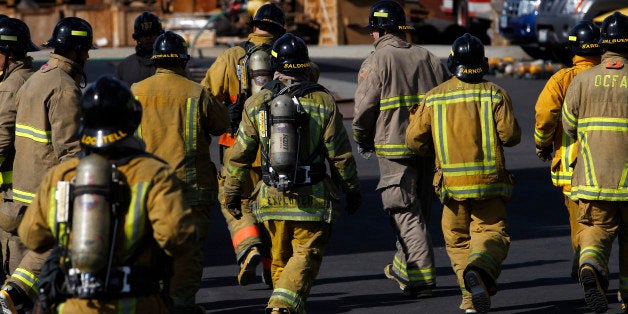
left=263, top=220, right=330, bottom=313
left=0, top=198, right=45, bottom=303
left=170, top=205, right=210, bottom=304
left=564, top=195, right=580, bottom=277
left=377, top=157, right=435, bottom=288
left=441, top=197, right=510, bottom=310
left=576, top=200, right=628, bottom=299
left=218, top=145, right=268, bottom=263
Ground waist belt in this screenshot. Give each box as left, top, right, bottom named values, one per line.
left=67, top=265, right=161, bottom=299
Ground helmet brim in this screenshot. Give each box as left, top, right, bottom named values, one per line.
left=364, top=23, right=415, bottom=31
left=40, top=38, right=98, bottom=50
left=26, top=41, right=40, bottom=52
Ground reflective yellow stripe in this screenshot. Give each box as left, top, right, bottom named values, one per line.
left=374, top=143, right=414, bottom=156
left=562, top=101, right=577, bottom=129
left=379, top=94, right=424, bottom=111
left=71, top=30, right=87, bottom=36
left=469, top=251, right=498, bottom=267
left=15, top=123, right=52, bottom=143
left=442, top=161, right=496, bottom=176
left=184, top=98, right=199, bottom=200
left=13, top=188, right=35, bottom=203
left=534, top=128, right=553, bottom=143
left=12, top=268, right=38, bottom=294
left=270, top=288, right=304, bottom=313
left=125, top=182, right=148, bottom=254
left=0, top=171, right=12, bottom=185
left=578, top=117, right=628, bottom=132
left=580, top=246, right=606, bottom=265
left=579, top=133, right=598, bottom=187
left=620, top=164, right=628, bottom=188
left=572, top=186, right=628, bottom=201
left=0, top=35, right=17, bottom=41
left=480, top=96, right=496, bottom=162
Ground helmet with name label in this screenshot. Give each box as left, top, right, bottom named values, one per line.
left=568, top=21, right=602, bottom=56
left=366, top=0, right=413, bottom=32
left=0, top=18, right=39, bottom=53
left=447, top=33, right=488, bottom=82
left=151, top=31, right=190, bottom=64
left=133, top=11, right=164, bottom=40
left=79, top=76, right=142, bottom=148
left=42, top=17, right=97, bottom=50
left=270, top=33, right=310, bottom=74
left=599, top=12, right=628, bottom=53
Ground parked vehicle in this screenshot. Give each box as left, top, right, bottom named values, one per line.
left=499, top=0, right=547, bottom=59
left=442, top=0, right=495, bottom=43
left=535, top=0, right=628, bottom=64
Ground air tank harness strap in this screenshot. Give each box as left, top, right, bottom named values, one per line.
left=66, top=265, right=161, bottom=299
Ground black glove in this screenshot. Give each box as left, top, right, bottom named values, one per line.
left=345, top=190, right=362, bottom=215
left=225, top=193, right=242, bottom=219
left=227, top=94, right=245, bottom=136
left=535, top=144, right=553, bottom=162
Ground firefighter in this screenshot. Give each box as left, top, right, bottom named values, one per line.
left=17, top=75, right=203, bottom=313
left=0, top=17, right=94, bottom=313
left=224, top=33, right=361, bottom=314
left=131, top=30, right=228, bottom=311
left=406, top=33, right=521, bottom=314
left=0, top=17, right=39, bottom=284
left=115, top=11, right=164, bottom=86
left=200, top=2, right=287, bottom=287
left=352, top=0, right=449, bottom=298
left=533, top=20, right=602, bottom=279
left=561, top=12, right=628, bottom=314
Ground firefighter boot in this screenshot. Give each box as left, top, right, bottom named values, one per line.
left=238, top=246, right=262, bottom=286
left=0, top=283, right=31, bottom=314
left=579, top=264, right=608, bottom=313
left=464, top=270, right=490, bottom=314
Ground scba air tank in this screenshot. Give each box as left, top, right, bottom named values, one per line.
left=71, top=154, right=112, bottom=274
left=270, top=94, right=297, bottom=179
left=248, top=50, right=272, bottom=95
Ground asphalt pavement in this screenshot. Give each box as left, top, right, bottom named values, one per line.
left=37, top=45, right=622, bottom=314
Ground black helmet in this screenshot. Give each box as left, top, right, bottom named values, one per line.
left=79, top=76, right=142, bottom=149
left=270, top=33, right=310, bottom=74
left=568, top=21, right=602, bottom=56
left=366, top=0, right=414, bottom=32
left=447, top=33, right=488, bottom=81
left=250, top=3, right=286, bottom=34
left=0, top=18, right=39, bottom=53
left=42, top=17, right=97, bottom=50
left=151, top=31, right=190, bottom=63
left=132, top=11, right=164, bottom=40
left=599, top=12, right=628, bottom=53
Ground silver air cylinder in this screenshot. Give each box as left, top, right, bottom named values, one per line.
left=249, top=50, right=272, bottom=95
left=71, top=154, right=111, bottom=274
left=270, top=94, right=297, bottom=188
